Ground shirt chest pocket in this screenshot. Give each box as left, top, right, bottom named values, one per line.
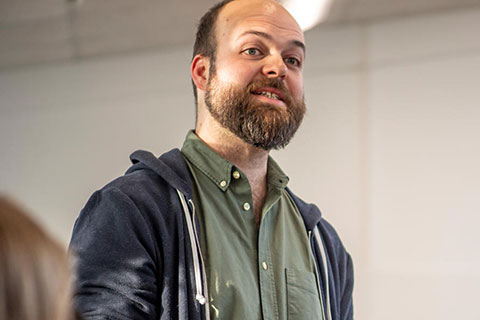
left=285, top=268, right=323, bottom=320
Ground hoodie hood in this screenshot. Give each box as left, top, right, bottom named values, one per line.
left=127, top=148, right=193, bottom=199
left=286, top=187, right=323, bottom=231
left=126, top=148, right=322, bottom=231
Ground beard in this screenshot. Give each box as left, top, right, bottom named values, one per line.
left=204, top=75, right=306, bottom=150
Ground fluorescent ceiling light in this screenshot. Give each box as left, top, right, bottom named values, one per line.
left=281, top=0, right=333, bottom=31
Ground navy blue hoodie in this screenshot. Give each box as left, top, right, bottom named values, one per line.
left=70, top=149, right=353, bottom=320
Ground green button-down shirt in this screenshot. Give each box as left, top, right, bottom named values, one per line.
left=181, top=131, right=323, bottom=320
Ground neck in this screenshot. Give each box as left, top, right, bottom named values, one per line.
left=196, top=114, right=269, bottom=226
left=196, top=118, right=269, bottom=180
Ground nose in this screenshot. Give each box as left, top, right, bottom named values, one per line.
left=262, top=54, right=287, bottom=79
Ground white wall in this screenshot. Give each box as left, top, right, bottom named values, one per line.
left=0, top=49, right=196, bottom=243
left=366, top=9, right=480, bottom=319
left=1, top=6, right=480, bottom=320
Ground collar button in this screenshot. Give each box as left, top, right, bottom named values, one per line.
left=232, top=171, right=241, bottom=179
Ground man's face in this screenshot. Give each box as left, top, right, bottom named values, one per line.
left=204, top=0, right=306, bottom=150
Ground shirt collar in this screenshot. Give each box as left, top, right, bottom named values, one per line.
left=266, top=156, right=289, bottom=189
left=181, top=130, right=289, bottom=191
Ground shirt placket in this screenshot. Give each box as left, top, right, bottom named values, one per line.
left=258, top=210, right=279, bottom=320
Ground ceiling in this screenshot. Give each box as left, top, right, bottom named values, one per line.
left=1, top=0, right=480, bottom=70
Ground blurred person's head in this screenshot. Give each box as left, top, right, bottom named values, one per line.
left=0, top=196, right=74, bottom=320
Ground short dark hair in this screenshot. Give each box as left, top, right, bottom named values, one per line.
left=191, top=0, right=235, bottom=103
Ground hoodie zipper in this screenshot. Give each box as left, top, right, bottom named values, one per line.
left=189, top=199, right=210, bottom=320
left=310, top=227, right=332, bottom=320
left=176, top=190, right=210, bottom=319
left=309, top=230, right=327, bottom=320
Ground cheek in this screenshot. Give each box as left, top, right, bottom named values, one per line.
left=216, top=66, right=256, bottom=86
left=288, top=76, right=304, bottom=100
left=215, top=57, right=260, bottom=84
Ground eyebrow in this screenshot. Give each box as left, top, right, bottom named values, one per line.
left=238, top=30, right=306, bottom=53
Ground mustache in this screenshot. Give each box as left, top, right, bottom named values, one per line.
left=246, top=78, right=291, bottom=100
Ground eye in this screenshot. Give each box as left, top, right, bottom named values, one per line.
left=285, top=57, right=301, bottom=67
left=243, top=48, right=262, bottom=56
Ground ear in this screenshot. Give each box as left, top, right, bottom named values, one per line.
left=191, top=54, right=209, bottom=92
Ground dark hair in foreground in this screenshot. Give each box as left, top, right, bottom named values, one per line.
left=0, top=196, right=75, bottom=320
left=191, top=0, right=235, bottom=103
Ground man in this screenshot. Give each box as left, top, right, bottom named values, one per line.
left=70, top=0, right=354, bottom=319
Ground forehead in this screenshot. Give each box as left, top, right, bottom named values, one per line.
left=216, top=0, right=304, bottom=45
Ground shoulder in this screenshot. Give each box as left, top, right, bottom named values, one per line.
left=106, top=166, right=170, bottom=200
left=74, top=151, right=186, bottom=239
left=71, top=153, right=185, bottom=261
left=93, top=148, right=190, bottom=210
left=76, top=170, right=168, bottom=222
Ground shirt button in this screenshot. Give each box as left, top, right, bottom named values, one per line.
left=262, top=261, right=268, bottom=270
left=220, top=180, right=227, bottom=187
left=232, top=171, right=241, bottom=179
left=243, top=202, right=251, bottom=211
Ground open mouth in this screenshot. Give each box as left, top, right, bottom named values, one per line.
left=251, top=89, right=284, bottom=102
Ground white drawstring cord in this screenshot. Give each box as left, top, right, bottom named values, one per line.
left=314, top=226, right=332, bottom=320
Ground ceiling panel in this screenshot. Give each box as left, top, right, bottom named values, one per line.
left=0, top=15, right=73, bottom=69
left=70, top=0, right=218, bottom=56
left=1, top=0, right=480, bottom=69
left=328, top=0, right=480, bottom=22
left=0, top=0, right=67, bottom=23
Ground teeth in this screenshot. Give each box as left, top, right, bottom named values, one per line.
left=257, top=91, right=280, bottom=100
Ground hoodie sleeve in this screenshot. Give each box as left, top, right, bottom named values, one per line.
left=70, top=187, right=159, bottom=320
